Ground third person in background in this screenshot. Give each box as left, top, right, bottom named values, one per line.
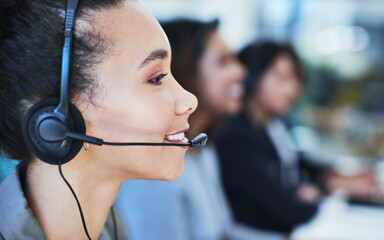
left=216, top=41, right=384, bottom=234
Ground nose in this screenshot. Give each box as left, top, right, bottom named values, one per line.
left=174, top=77, right=198, bottom=116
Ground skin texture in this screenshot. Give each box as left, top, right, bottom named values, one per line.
left=24, top=1, right=197, bottom=239
left=247, top=53, right=301, bottom=125
left=188, top=31, right=245, bottom=139
left=197, top=31, right=245, bottom=115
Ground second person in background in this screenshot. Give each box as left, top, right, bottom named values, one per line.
left=115, top=19, right=285, bottom=240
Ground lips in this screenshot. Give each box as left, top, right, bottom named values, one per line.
left=164, top=129, right=189, bottom=144
left=228, top=83, right=244, bottom=99
left=228, top=83, right=244, bottom=98
left=165, top=132, right=185, bottom=141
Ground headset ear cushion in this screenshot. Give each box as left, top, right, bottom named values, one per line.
left=22, top=97, right=86, bottom=165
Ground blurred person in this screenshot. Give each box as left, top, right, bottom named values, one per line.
left=115, top=20, right=285, bottom=240
left=0, top=0, right=198, bottom=239
left=216, top=41, right=383, bottom=234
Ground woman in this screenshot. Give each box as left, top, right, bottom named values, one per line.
left=115, top=19, right=284, bottom=240
left=216, top=41, right=382, bottom=234
left=217, top=42, right=317, bottom=234
left=0, top=1, right=197, bottom=239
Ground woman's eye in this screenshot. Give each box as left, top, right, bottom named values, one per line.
left=148, top=73, right=168, bottom=86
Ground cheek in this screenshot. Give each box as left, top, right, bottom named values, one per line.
left=199, top=68, right=240, bottom=112
left=265, top=86, right=295, bottom=113
left=81, top=88, right=185, bottom=181
left=278, top=81, right=300, bottom=105
left=259, top=80, right=285, bottom=109
left=200, top=76, right=226, bottom=110
left=202, top=74, right=224, bottom=98
left=290, top=84, right=301, bottom=100
left=84, top=86, right=174, bottom=143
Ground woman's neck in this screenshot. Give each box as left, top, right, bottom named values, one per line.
left=24, top=155, right=122, bottom=239
left=246, top=97, right=270, bottom=127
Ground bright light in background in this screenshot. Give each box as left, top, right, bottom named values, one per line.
left=138, top=0, right=260, bottom=51
left=315, top=26, right=370, bottom=55
left=316, top=28, right=341, bottom=55
left=263, top=0, right=291, bottom=27
left=139, top=0, right=380, bottom=81
left=348, top=26, right=370, bottom=51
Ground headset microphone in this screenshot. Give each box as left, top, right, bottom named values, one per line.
left=36, top=116, right=207, bottom=148
left=22, top=0, right=207, bottom=166
left=20, top=0, right=206, bottom=239
left=66, top=132, right=208, bottom=147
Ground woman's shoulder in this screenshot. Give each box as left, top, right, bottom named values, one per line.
left=0, top=167, right=45, bottom=239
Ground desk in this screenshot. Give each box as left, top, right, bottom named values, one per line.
left=292, top=196, right=384, bottom=240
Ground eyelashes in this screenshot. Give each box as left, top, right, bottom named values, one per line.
left=148, top=73, right=168, bottom=86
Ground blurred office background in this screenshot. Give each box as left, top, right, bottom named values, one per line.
left=135, top=2, right=384, bottom=238
left=2, top=0, right=382, bottom=181
left=138, top=0, right=384, bottom=175
left=0, top=1, right=383, bottom=238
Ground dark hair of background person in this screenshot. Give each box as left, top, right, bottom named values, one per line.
left=160, top=19, right=219, bottom=138
left=238, top=41, right=303, bottom=98
left=0, top=0, right=124, bottom=169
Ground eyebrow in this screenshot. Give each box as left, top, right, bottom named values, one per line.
left=139, top=49, right=168, bottom=69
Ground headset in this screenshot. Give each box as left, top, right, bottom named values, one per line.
left=21, top=0, right=207, bottom=239
left=22, top=0, right=207, bottom=165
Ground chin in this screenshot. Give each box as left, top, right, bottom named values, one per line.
left=160, top=163, right=184, bottom=181
left=273, top=109, right=289, bottom=118
left=152, top=154, right=185, bottom=181
left=225, top=102, right=242, bottom=114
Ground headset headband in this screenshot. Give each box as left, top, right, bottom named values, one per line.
left=55, top=0, right=79, bottom=121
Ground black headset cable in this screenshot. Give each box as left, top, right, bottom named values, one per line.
left=58, top=159, right=92, bottom=240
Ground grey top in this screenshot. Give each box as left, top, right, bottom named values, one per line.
left=0, top=167, right=128, bottom=240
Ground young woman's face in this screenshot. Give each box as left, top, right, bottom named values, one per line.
left=77, top=1, right=197, bottom=181
left=197, top=31, right=246, bottom=114
left=255, top=54, right=301, bottom=116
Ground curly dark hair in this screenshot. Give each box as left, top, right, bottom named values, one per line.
left=0, top=0, right=124, bottom=163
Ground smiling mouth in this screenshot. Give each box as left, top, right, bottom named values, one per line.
left=228, top=83, right=244, bottom=99
left=164, top=131, right=189, bottom=144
